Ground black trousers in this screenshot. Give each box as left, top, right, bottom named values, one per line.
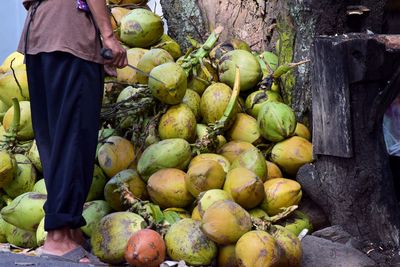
left=26, top=52, right=103, bottom=231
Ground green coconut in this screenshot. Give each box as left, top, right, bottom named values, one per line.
left=245, top=90, right=282, bottom=118
left=0, top=64, right=29, bottom=107
left=104, top=169, right=148, bottom=211
left=257, top=101, right=297, bottom=142
left=230, top=147, right=268, bottom=182
left=197, top=189, right=232, bottom=217
left=165, top=218, right=217, bottom=266
left=200, top=83, right=238, bottom=124
left=219, top=50, right=262, bottom=91
left=1, top=192, right=46, bottom=231
left=3, top=100, right=33, bottom=141
left=223, top=167, right=265, bottom=209
left=91, top=212, right=147, bottom=264
left=5, top=221, right=37, bottom=248
left=36, top=217, right=46, bottom=247
left=235, top=230, right=280, bottom=267
left=33, top=179, right=47, bottom=194
left=153, top=34, right=182, bottom=60
left=181, top=89, right=201, bottom=121
left=86, top=165, right=107, bottom=201
left=137, top=138, right=192, bottom=182
left=136, top=49, right=174, bottom=84
left=0, top=99, right=9, bottom=122
left=0, top=215, right=7, bottom=243
left=201, top=200, right=252, bottom=245
left=81, top=200, right=112, bottom=237
left=148, top=62, right=187, bottom=105
left=147, top=168, right=194, bottom=209
left=0, top=150, right=16, bottom=188
left=248, top=208, right=269, bottom=219
left=120, top=9, right=164, bottom=48
left=260, top=51, right=279, bottom=74
left=158, top=104, right=197, bottom=142
left=279, top=210, right=313, bottom=236
left=27, top=140, right=42, bottom=173
left=3, top=154, right=37, bottom=198
left=185, top=160, right=226, bottom=198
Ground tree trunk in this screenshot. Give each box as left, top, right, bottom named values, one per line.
left=159, top=0, right=399, bottom=249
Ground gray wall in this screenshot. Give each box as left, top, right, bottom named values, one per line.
left=0, top=0, right=27, bottom=62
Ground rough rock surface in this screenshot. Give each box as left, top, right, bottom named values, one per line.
left=301, top=235, right=377, bottom=267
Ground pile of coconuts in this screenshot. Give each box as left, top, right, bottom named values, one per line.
left=0, top=1, right=315, bottom=267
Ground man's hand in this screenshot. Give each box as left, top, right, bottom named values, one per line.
left=86, top=0, right=128, bottom=68
left=102, top=36, right=128, bottom=68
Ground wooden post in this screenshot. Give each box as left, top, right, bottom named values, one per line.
left=298, top=34, right=400, bottom=248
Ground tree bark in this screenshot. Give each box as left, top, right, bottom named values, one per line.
left=298, top=34, right=400, bottom=248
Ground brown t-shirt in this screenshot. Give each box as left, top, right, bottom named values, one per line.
left=18, top=0, right=104, bottom=64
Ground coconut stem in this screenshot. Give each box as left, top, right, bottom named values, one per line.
left=2, top=98, right=20, bottom=149
left=180, top=26, right=224, bottom=76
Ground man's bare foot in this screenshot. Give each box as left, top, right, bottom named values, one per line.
left=70, top=228, right=89, bottom=249
left=41, top=227, right=90, bottom=263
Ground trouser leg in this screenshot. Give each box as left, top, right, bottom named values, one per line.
left=26, top=52, right=103, bottom=231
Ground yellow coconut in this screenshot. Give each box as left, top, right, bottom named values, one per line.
left=187, top=61, right=219, bottom=96
left=294, top=122, right=311, bottom=141
left=223, top=167, right=265, bottom=209
left=185, top=160, right=226, bottom=197
left=195, top=124, right=227, bottom=150
left=147, top=168, right=194, bottom=209
left=201, top=200, right=252, bottom=245
left=136, top=48, right=174, bottom=84
left=266, top=160, right=283, bottom=180
left=218, top=141, right=255, bottom=163
left=200, top=83, right=238, bottom=124
left=27, top=140, right=42, bottom=173
left=5, top=221, right=37, bottom=248
left=0, top=52, right=24, bottom=74
left=248, top=208, right=269, bottom=219
left=271, top=225, right=302, bottom=267
left=182, top=89, right=201, bottom=121
left=271, top=136, right=313, bottom=176
left=163, top=207, right=190, bottom=220
left=158, top=104, right=197, bottom=142
left=191, top=205, right=202, bottom=220
left=197, top=189, right=232, bottom=217
left=3, top=101, right=34, bottom=141
left=116, top=48, right=148, bottom=84
left=0, top=99, right=9, bottom=121
left=230, top=147, right=268, bottom=182
left=260, top=178, right=302, bottom=216
left=153, top=34, right=182, bottom=60
left=97, top=136, right=135, bottom=178
left=235, top=230, right=280, bottom=267
left=226, top=113, right=262, bottom=144
left=218, top=244, right=238, bottom=267
left=110, top=7, right=131, bottom=32
left=0, top=151, right=16, bottom=188
left=0, top=64, right=29, bottom=107
left=189, top=153, right=230, bottom=173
